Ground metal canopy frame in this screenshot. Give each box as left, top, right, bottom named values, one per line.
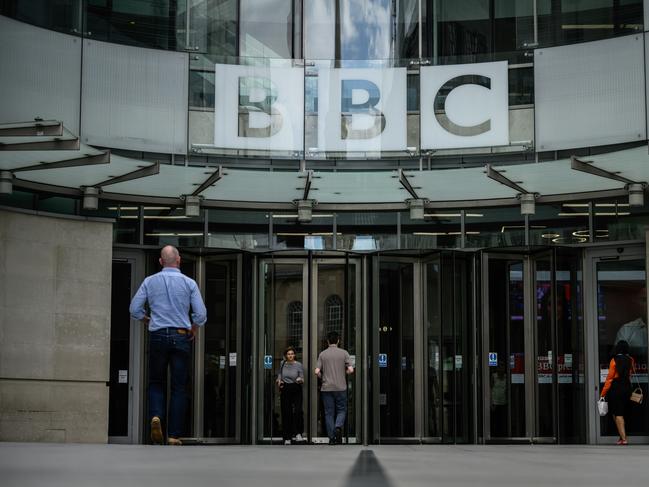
left=0, top=120, right=63, bottom=137
left=192, top=166, right=223, bottom=196
left=485, top=164, right=530, bottom=194
left=95, top=162, right=160, bottom=188
left=570, top=155, right=642, bottom=186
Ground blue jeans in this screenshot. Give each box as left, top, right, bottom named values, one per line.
left=321, top=391, right=347, bottom=440
left=148, top=329, right=191, bottom=438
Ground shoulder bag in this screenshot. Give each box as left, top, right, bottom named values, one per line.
left=630, top=361, right=643, bottom=404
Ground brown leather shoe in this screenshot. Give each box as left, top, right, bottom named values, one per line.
left=167, top=437, right=182, bottom=446
left=150, top=417, right=163, bottom=445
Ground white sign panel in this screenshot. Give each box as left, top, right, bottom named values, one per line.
left=214, top=64, right=304, bottom=151
left=317, top=67, right=407, bottom=152
left=420, top=61, right=509, bottom=150
left=118, top=370, right=128, bottom=384
left=229, top=352, right=237, bottom=367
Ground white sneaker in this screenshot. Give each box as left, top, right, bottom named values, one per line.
left=284, top=439, right=292, bottom=445
left=294, top=433, right=304, bottom=442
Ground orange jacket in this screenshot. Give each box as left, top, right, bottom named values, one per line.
left=601, top=355, right=635, bottom=398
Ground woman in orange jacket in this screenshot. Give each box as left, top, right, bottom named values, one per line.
left=600, top=340, right=635, bottom=445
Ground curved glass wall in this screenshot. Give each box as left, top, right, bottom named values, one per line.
left=2, top=1, right=641, bottom=57
left=4, top=189, right=648, bottom=252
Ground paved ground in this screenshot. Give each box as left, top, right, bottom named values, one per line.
left=1, top=443, right=648, bottom=487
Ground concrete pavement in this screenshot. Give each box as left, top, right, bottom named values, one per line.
left=1, top=442, right=648, bottom=487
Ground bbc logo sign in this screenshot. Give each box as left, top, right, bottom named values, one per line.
left=213, top=61, right=508, bottom=152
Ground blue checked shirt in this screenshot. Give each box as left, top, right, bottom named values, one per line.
left=129, top=267, right=207, bottom=331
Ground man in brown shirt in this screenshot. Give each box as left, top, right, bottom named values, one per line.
left=314, top=331, right=354, bottom=444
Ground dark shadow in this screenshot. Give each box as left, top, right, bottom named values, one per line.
left=342, top=450, right=394, bottom=487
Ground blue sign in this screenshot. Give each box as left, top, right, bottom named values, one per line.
left=378, top=353, right=388, bottom=368
left=488, top=352, right=498, bottom=367
left=263, top=355, right=273, bottom=369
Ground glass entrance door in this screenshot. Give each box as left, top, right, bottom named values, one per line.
left=482, top=250, right=580, bottom=443
left=258, top=257, right=361, bottom=443
left=589, top=248, right=649, bottom=443
left=372, top=253, right=474, bottom=444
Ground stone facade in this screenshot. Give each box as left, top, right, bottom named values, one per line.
left=0, top=208, right=112, bottom=443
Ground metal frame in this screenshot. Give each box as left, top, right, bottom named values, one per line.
left=583, top=244, right=649, bottom=445
left=110, top=248, right=146, bottom=445
left=420, top=253, right=443, bottom=443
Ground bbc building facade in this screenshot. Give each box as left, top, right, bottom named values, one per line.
left=1, top=0, right=648, bottom=446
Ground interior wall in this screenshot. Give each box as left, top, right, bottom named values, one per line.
left=0, top=208, right=113, bottom=442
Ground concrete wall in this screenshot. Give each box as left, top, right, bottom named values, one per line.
left=0, top=208, right=113, bottom=443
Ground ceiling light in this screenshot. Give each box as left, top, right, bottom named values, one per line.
left=628, top=183, right=645, bottom=207
left=82, top=186, right=100, bottom=210
left=183, top=195, right=202, bottom=217
left=407, top=199, right=426, bottom=220
left=519, top=193, right=536, bottom=215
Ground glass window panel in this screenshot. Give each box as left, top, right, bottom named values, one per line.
left=0, top=189, right=35, bottom=210
left=529, top=203, right=590, bottom=246
left=555, top=248, right=586, bottom=443
left=465, top=207, right=525, bottom=248
left=85, top=0, right=186, bottom=50
left=537, top=0, right=643, bottom=48
left=1, top=0, right=82, bottom=34
left=36, top=194, right=77, bottom=215
left=436, top=0, right=491, bottom=64
left=142, top=205, right=203, bottom=247
left=336, top=212, right=398, bottom=251
left=80, top=200, right=140, bottom=245
left=190, top=0, right=237, bottom=56
left=593, top=198, right=649, bottom=243
left=273, top=213, right=334, bottom=250
left=597, top=259, right=649, bottom=437
left=305, top=0, right=418, bottom=60
left=207, top=209, right=269, bottom=249
left=239, top=0, right=294, bottom=58
left=401, top=211, right=461, bottom=249
left=509, top=67, right=534, bottom=106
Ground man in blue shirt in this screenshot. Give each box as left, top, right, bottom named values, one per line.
left=129, top=245, right=207, bottom=445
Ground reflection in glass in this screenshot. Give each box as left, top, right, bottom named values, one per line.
left=538, top=0, right=643, bottom=48
left=239, top=0, right=294, bottom=58
left=305, top=0, right=418, bottom=60
left=597, top=259, right=648, bottom=437
left=203, top=259, right=238, bottom=438
left=488, top=259, right=526, bottom=438
left=529, top=202, right=590, bottom=246
left=1, top=0, right=82, bottom=34
left=401, top=211, right=461, bottom=249
left=207, top=209, right=269, bottom=250
left=190, top=0, right=237, bottom=56
left=142, top=206, right=204, bottom=247
left=556, top=248, right=585, bottom=443
left=593, top=198, right=649, bottom=243
left=426, top=260, right=441, bottom=438
left=378, top=261, right=415, bottom=438
left=86, top=0, right=185, bottom=50
left=535, top=254, right=555, bottom=438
